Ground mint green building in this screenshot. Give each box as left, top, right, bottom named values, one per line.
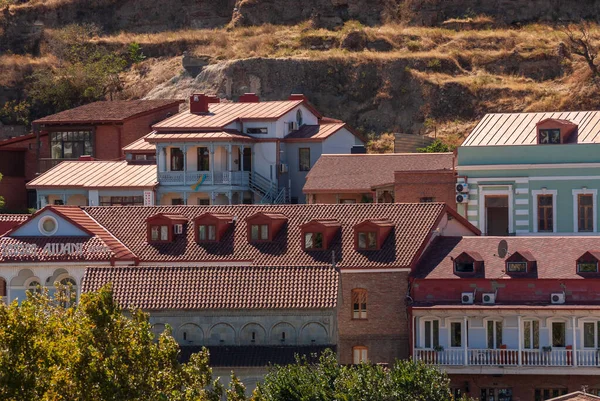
left=456, top=111, right=600, bottom=235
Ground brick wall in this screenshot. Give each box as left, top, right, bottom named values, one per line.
left=311, top=192, right=367, bottom=204
left=0, top=176, right=27, bottom=210
left=337, top=271, right=410, bottom=365
left=121, top=105, right=180, bottom=154
left=394, top=170, right=455, bottom=208
left=450, top=373, right=600, bottom=401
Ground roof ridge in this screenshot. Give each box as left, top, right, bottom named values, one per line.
left=79, top=209, right=137, bottom=262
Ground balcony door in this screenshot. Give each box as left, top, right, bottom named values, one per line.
left=523, top=320, right=540, bottom=349
left=170, top=148, right=184, bottom=171
left=243, top=148, right=252, bottom=172
left=486, top=320, right=503, bottom=349
left=423, top=319, right=439, bottom=349
left=583, top=321, right=600, bottom=349
left=485, top=195, right=509, bottom=236
left=551, top=322, right=566, bottom=348
left=197, top=147, right=210, bottom=171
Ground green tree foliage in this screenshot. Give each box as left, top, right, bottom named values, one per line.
left=0, top=100, right=31, bottom=126
left=0, top=284, right=241, bottom=401
left=128, top=42, right=147, bottom=64
left=417, top=139, right=451, bottom=153
left=252, top=349, right=461, bottom=401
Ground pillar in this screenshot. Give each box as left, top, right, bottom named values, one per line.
left=572, top=316, right=577, bottom=367
left=210, top=144, right=215, bottom=185
left=463, top=316, right=468, bottom=366
left=182, top=145, right=187, bottom=185
left=240, top=145, right=245, bottom=172
left=517, top=315, right=522, bottom=366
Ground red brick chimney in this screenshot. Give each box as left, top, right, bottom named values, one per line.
left=189, top=94, right=219, bottom=114
left=288, top=94, right=307, bottom=101
left=239, top=93, right=260, bottom=103
left=78, top=155, right=94, bottom=161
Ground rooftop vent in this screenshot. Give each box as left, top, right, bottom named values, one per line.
left=239, top=93, right=260, bottom=103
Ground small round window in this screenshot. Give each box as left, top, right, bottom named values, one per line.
left=38, top=216, right=58, bottom=236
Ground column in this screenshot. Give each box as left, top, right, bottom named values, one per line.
left=572, top=316, right=577, bottom=367
left=210, top=144, right=215, bottom=185
left=227, top=144, right=232, bottom=184
left=228, top=190, right=232, bottom=205
left=240, top=145, right=245, bottom=171
left=517, top=315, right=522, bottom=366
left=463, top=316, right=468, bottom=366
left=62, top=193, right=67, bottom=205
left=182, top=145, right=187, bottom=185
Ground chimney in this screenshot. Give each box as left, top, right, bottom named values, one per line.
left=239, top=93, right=260, bottom=103
left=78, top=155, right=94, bottom=161
left=190, top=94, right=219, bottom=114
left=289, top=93, right=307, bottom=101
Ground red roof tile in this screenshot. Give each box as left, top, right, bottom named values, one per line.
left=303, top=153, right=454, bottom=193
left=26, top=161, right=157, bottom=189
left=81, top=265, right=338, bottom=310
left=414, top=236, right=600, bottom=280
left=82, top=203, right=463, bottom=269
left=152, top=100, right=305, bottom=130
left=0, top=214, right=30, bottom=236
left=33, top=100, right=183, bottom=124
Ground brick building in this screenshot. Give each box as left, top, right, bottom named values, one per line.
left=0, top=100, right=182, bottom=211
left=303, top=153, right=455, bottom=206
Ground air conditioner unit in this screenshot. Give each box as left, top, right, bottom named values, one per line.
left=482, top=293, right=496, bottom=304
left=279, top=163, right=289, bottom=174
left=461, top=292, right=474, bottom=304
left=456, top=193, right=469, bottom=204
left=551, top=292, right=565, bottom=304
left=288, top=121, right=298, bottom=132
left=455, top=183, right=469, bottom=193
left=174, top=224, right=183, bottom=235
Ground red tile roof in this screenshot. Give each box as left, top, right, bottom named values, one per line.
left=152, top=100, right=306, bottom=130
left=0, top=214, right=30, bottom=236
left=303, top=153, right=455, bottom=193
left=145, top=130, right=255, bottom=143
left=82, top=203, right=466, bottom=269
left=82, top=265, right=338, bottom=310
left=26, top=161, right=157, bottom=189
left=463, top=111, right=600, bottom=146
left=414, top=236, right=600, bottom=280
left=122, top=135, right=155, bottom=153
left=33, top=100, right=183, bottom=124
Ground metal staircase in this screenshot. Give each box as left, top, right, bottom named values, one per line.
left=248, top=172, right=288, bottom=204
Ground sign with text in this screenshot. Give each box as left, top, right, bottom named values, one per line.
left=0, top=243, right=111, bottom=257
left=143, top=191, right=154, bottom=206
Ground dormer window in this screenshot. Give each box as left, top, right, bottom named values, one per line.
left=354, top=219, right=394, bottom=251
left=536, top=118, right=578, bottom=145
left=194, top=213, right=233, bottom=243
left=147, top=213, right=187, bottom=243
left=538, top=129, right=560, bottom=144
left=301, top=219, right=341, bottom=251
left=453, top=251, right=483, bottom=275
left=577, top=251, right=600, bottom=273
left=246, top=212, right=287, bottom=243
left=505, top=251, right=536, bottom=275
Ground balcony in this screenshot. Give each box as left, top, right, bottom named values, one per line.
left=158, top=171, right=249, bottom=187
left=414, top=348, right=597, bottom=368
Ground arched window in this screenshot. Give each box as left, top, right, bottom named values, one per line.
left=27, top=279, right=41, bottom=294
left=296, top=109, right=303, bottom=127
left=351, top=289, right=367, bottom=319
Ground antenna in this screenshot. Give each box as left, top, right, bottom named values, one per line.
left=495, top=239, right=509, bottom=258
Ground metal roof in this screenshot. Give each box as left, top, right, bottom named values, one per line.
left=152, top=100, right=304, bottom=130
left=122, top=135, right=155, bottom=153
left=462, top=111, right=600, bottom=146
left=27, top=161, right=157, bottom=189
left=145, top=130, right=255, bottom=143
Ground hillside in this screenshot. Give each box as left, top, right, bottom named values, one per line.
left=2, top=0, right=600, bottom=147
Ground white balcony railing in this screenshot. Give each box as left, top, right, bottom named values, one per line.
left=415, top=348, right=581, bottom=367
left=158, top=171, right=249, bottom=187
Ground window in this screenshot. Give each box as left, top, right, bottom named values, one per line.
left=38, top=216, right=58, bottom=236
left=134, top=154, right=156, bottom=161
left=340, top=199, right=356, bottom=204
left=299, top=148, right=310, bottom=171
left=507, top=261, right=527, bottom=273
left=534, top=388, right=567, bottom=401
left=537, top=195, right=554, bottom=232
left=171, top=198, right=184, bottom=205
left=50, top=131, right=93, bottom=159
left=28, top=280, right=41, bottom=293
left=538, top=129, right=561, bottom=144
left=481, top=388, right=513, bottom=401
left=198, top=225, right=216, bottom=241
left=357, top=232, right=377, bottom=250
left=578, top=194, right=594, bottom=232
left=352, top=289, right=367, bottom=319
left=246, top=127, right=268, bottom=134
left=54, top=199, right=64, bottom=205
left=583, top=321, right=600, bottom=348
left=251, top=224, right=269, bottom=241
left=420, top=197, right=435, bottom=203
left=197, top=198, right=210, bottom=205
left=552, top=322, right=566, bottom=347
left=451, top=388, right=463, bottom=400
left=151, top=225, right=169, bottom=241
left=296, top=109, right=303, bottom=127
left=352, top=346, right=367, bottom=364
left=454, top=261, right=474, bottom=273
left=579, top=261, right=598, bottom=273
left=523, top=320, right=540, bottom=349
left=99, top=196, right=143, bottom=206
left=304, top=232, right=323, bottom=249
left=450, top=322, right=462, bottom=347
left=487, top=320, right=503, bottom=349
left=424, top=320, right=440, bottom=349
left=170, top=148, right=184, bottom=171
left=197, top=147, right=210, bottom=171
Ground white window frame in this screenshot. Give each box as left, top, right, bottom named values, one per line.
left=579, top=319, right=600, bottom=349
left=352, top=346, right=368, bottom=364
left=547, top=318, right=569, bottom=349
left=522, top=318, right=541, bottom=350
left=572, top=189, right=597, bottom=233
left=447, top=319, right=464, bottom=349
left=531, top=189, right=557, bottom=233
left=483, top=318, right=504, bottom=350
left=479, top=187, right=513, bottom=235
left=419, top=317, right=441, bottom=349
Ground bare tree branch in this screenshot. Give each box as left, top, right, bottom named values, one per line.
left=560, top=20, right=599, bottom=77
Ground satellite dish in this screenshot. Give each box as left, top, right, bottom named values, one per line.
left=497, top=239, right=508, bottom=258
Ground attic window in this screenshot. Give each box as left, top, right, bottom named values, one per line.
left=247, top=127, right=268, bottom=135
left=505, top=251, right=536, bottom=275
left=146, top=213, right=187, bottom=243
left=353, top=219, right=394, bottom=251
left=539, top=129, right=561, bottom=144
left=194, top=213, right=233, bottom=243
left=577, top=251, right=600, bottom=273
left=455, top=261, right=474, bottom=273
left=246, top=212, right=288, bottom=243
left=453, top=251, right=483, bottom=275
left=507, top=261, right=527, bottom=273
left=301, top=219, right=340, bottom=251
left=151, top=225, right=169, bottom=241
left=305, top=232, right=323, bottom=249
